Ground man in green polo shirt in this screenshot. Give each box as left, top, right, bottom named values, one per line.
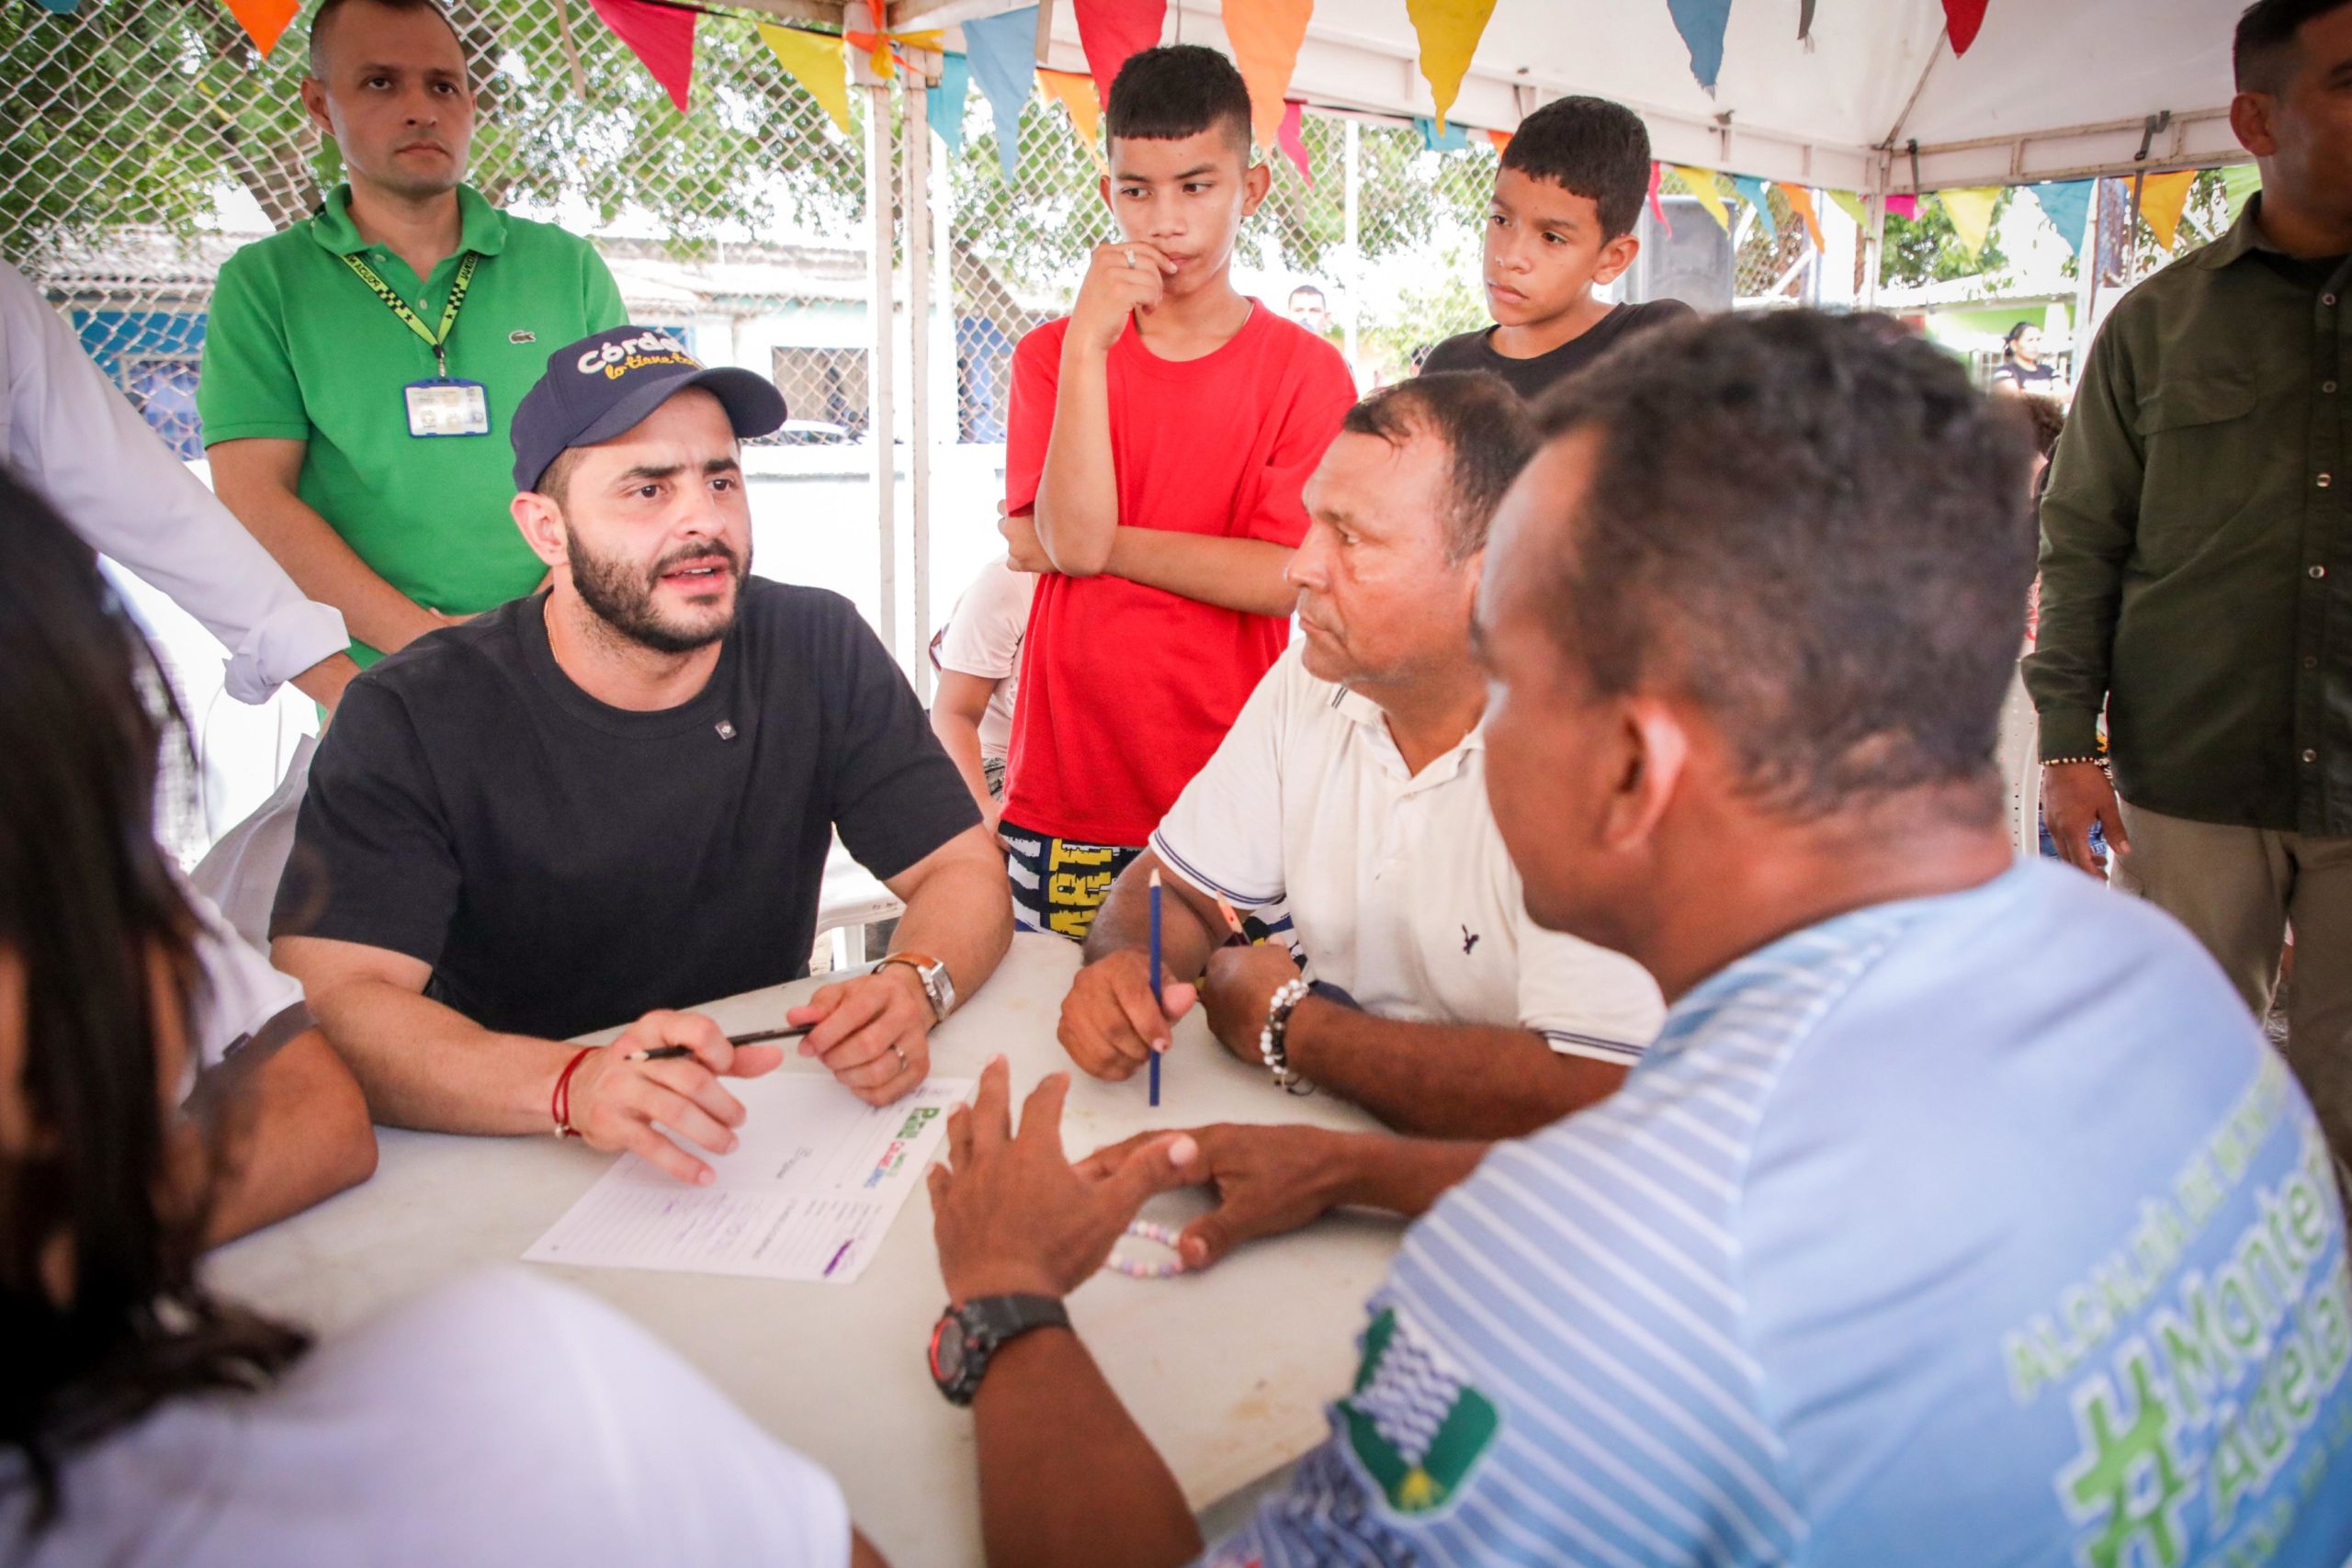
left=2031, top=0, right=2352, bottom=1163
left=201, top=0, right=625, bottom=664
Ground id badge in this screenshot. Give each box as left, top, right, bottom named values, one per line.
left=404, top=378, right=491, bottom=438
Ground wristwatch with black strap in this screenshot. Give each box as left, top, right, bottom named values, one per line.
left=876, top=950, right=955, bottom=1023
left=928, top=1293, right=1069, bottom=1406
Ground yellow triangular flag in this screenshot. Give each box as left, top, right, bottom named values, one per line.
left=2137, top=170, right=2198, bottom=251
left=1039, top=68, right=1110, bottom=176
left=1939, top=186, right=2001, bottom=256
left=1826, top=189, right=1869, bottom=228
left=1669, top=165, right=1731, bottom=232
left=1405, top=0, right=1498, bottom=134
left=758, top=24, right=852, bottom=137
left=1778, top=183, right=1826, bottom=250
left=1225, top=0, right=1313, bottom=156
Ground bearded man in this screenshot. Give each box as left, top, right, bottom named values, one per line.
left=273, top=326, right=1010, bottom=1182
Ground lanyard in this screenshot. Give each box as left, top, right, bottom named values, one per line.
left=340, top=250, right=480, bottom=378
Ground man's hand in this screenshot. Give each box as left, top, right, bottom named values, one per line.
left=565, top=1010, right=785, bottom=1185
left=2041, top=760, right=2129, bottom=875
left=1057, top=949, right=1197, bottom=1083
left=1068, top=240, right=1176, bottom=356
left=1000, top=505, right=1052, bottom=575
left=1199, top=942, right=1303, bottom=1064
left=790, top=964, right=936, bottom=1105
left=1075, top=1122, right=1351, bottom=1270
left=930, top=1056, right=1197, bottom=1302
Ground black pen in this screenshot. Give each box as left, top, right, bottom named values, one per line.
left=626, top=1023, right=813, bottom=1063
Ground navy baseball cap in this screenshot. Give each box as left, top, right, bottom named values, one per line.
left=511, top=325, right=787, bottom=492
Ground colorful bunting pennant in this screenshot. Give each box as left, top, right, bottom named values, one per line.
left=1416, top=116, right=1472, bottom=152
left=2136, top=170, right=2197, bottom=251
left=1778, top=183, right=1826, bottom=250
left=1277, top=98, right=1313, bottom=185
left=1646, top=162, right=1673, bottom=236
left=1071, top=0, right=1166, bottom=107
left=1730, top=175, right=1779, bottom=242
left=1404, top=0, right=1498, bottom=134
left=1827, top=188, right=1867, bottom=228
left=1226, top=0, right=1313, bottom=161
left=588, top=0, right=695, bottom=113
left=1040, top=67, right=1110, bottom=176
left=966, top=6, right=1039, bottom=182
left=1942, top=0, right=1989, bottom=55
left=1669, top=165, right=1731, bottom=232
left=1885, top=193, right=1919, bottom=220
left=225, top=0, right=299, bottom=55
left=1666, top=0, right=1732, bottom=91
left=928, top=50, right=970, bottom=156
left=1939, top=186, right=2001, bottom=256
left=1487, top=129, right=1512, bottom=153
left=758, top=24, right=851, bottom=138
left=2025, top=180, right=2093, bottom=257
left=2221, top=164, right=2262, bottom=224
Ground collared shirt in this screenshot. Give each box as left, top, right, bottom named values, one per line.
left=1150, top=646, right=1665, bottom=1063
left=198, top=184, right=625, bottom=664
left=0, top=261, right=345, bottom=701
left=1204, top=862, right=2352, bottom=1567
left=2028, top=196, right=2352, bottom=834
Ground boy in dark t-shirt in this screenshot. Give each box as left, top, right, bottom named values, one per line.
left=999, top=45, right=1355, bottom=941
left=1420, top=96, right=1693, bottom=400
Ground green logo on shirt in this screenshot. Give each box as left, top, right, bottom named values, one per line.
left=1340, top=1305, right=1500, bottom=1517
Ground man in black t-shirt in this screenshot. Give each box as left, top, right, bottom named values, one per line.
left=1419, top=96, right=1693, bottom=401
left=272, top=325, right=1012, bottom=1184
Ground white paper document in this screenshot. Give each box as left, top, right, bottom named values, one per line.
left=525, top=1075, right=970, bottom=1284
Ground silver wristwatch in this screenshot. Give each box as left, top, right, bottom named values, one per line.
left=877, top=951, right=955, bottom=1022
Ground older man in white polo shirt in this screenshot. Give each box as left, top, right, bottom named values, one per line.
left=1056, top=374, right=1663, bottom=1137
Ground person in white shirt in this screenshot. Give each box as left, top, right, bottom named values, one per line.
left=929, top=553, right=1035, bottom=833
left=1057, top=374, right=1664, bottom=1137
left=0, top=468, right=879, bottom=1568
left=0, top=260, right=356, bottom=709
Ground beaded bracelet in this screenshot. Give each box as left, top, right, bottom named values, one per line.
left=2041, top=755, right=2107, bottom=769
left=1260, top=976, right=1312, bottom=1089
left=1104, top=1220, right=1188, bottom=1280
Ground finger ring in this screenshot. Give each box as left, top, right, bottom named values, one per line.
left=1123, top=248, right=1136, bottom=269
left=889, top=1043, right=908, bottom=1072
left=1105, top=1221, right=1187, bottom=1280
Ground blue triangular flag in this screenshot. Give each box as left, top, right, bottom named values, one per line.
left=928, top=51, right=970, bottom=157
left=967, top=6, right=1037, bottom=182
left=1730, top=175, right=1779, bottom=241
left=1667, top=0, right=1733, bottom=91
left=2028, top=180, right=2095, bottom=259
left=1415, top=116, right=1471, bottom=152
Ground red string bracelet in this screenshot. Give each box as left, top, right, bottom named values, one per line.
left=551, top=1045, right=594, bottom=1138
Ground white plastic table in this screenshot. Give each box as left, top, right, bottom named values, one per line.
left=209, top=934, right=1404, bottom=1566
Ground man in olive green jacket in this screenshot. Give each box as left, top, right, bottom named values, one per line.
left=2030, top=0, right=2352, bottom=1160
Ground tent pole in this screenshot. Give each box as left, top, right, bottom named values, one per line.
left=1863, top=193, right=1886, bottom=310
left=1343, top=118, right=1361, bottom=378
left=865, top=75, right=898, bottom=661
left=907, top=71, right=933, bottom=701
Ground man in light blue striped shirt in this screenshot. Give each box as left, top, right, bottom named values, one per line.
left=924, top=310, right=2352, bottom=1566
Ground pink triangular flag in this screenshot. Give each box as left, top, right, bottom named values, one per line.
left=1647, top=161, right=1673, bottom=237
left=1885, top=193, right=1920, bottom=220
left=1942, top=0, right=1988, bottom=55
left=588, top=0, right=695, bottom=112
left=1071, top=0, right=1166, bottom=107
left=1277, top=99, right=1313, bottom=185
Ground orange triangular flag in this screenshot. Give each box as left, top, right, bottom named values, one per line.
left=1226, top=0, right=1313, bottom=158
left=1487, top=129, right=1512, bottom=153
left=2138, top=170, right=2197, bottom=251
left=225, top=0, right=300, bottom=56
left=1039, top=68, right=1110, bottom=175
left=1777, top=183, right=1826, bottom=250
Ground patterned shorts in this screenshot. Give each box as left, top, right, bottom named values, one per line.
left=999, top=817, right=1141, bottom=942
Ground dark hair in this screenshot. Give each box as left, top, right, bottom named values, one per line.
left=307, top=0, right=466, bottom=76
left=1289, top=284, right=1326, bottom=304
left=2009, top=391, right=2067, bottom=458
left=2001, top=321, right=2036, bottom=355
left=1343, top=373, right=1538, bottom=562
left=1499, top=96, right=1653, bottom=240
left=2235, top=0, right=2352, bottom=91
left=1104, top=44, right=1253, bottom=159
left=1524, top=310, right=2033, bottom=819
left=0, top=468, right=308, bottom=1530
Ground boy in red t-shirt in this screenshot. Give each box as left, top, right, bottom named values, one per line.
left=998, top=43, right=1355, bottom=942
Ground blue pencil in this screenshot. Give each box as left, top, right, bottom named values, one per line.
left=1148, top=868, right=1163, bottom=1107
